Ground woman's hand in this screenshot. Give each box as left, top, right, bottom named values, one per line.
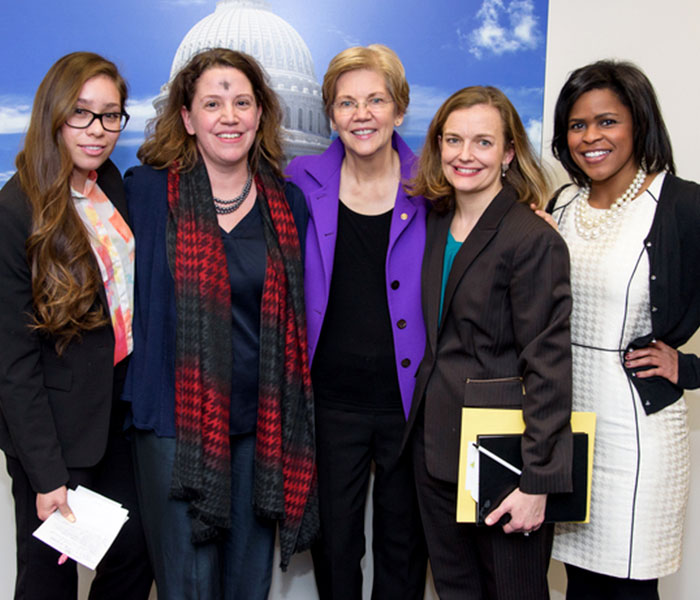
left=484, top=488, right=546, bottom=534
left=36, top=485, right=74, bottom=522
left=625, top=340, right=679, bottom=384
left=37, top=486, right=74, bottom=565
left=530, top=203, right=559, bottom=232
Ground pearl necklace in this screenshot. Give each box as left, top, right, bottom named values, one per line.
left=213, top=167, right=253, bottom=215
left=574, top=166, right=646, bottom=240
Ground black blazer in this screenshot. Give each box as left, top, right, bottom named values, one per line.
left=405, top=185, right=574, bottom=494
left=0, top=160, right=127, bottom=494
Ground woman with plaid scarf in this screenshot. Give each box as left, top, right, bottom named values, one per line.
left=123, top=48, right=318, bottom=599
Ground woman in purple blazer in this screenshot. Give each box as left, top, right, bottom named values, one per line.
left=286, top=44, right=427, bottom=600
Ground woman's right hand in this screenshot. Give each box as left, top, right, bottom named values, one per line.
left=37, top=486, right=74, bottom=564
left=484, top=488, right=546, bottom=534
left=530, top=203, right=559, bottom=232
left=36, top=485, right=75, bottom=522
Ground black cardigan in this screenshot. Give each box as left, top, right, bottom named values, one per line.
left=549, top=173, right=700, bottom=414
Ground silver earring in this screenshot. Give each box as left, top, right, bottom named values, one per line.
left=501, top=163, right=509, bottom=178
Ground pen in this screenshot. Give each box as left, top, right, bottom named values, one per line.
left=472, top=442, right=522, bottom=476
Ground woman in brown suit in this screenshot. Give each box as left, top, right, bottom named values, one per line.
left=405, top=86, right=573, bottom=600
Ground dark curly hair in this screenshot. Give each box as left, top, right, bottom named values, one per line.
left=138, top=48, right=284, bottom=180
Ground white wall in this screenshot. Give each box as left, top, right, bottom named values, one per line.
left=0, top=454, right=14, bottom=595
left=542, top=1, right=700, bottom=598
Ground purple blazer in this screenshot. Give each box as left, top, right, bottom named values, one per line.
left=286, top=132, right=427, bottom=418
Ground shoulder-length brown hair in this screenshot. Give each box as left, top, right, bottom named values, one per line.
left=410, top=86, right=549, bottom=212
left=138, top=48, right=285, bottom=179
left=15, top=52, right=128, bottom=353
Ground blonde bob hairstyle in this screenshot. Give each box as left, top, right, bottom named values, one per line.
left=410, top=86, right=549, bottom=213
left=138, top=48, right=284, bottom=179
left=321, top=44, right=410, bottom=118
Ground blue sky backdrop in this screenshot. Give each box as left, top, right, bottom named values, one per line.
left=0, top=0, right=549, bottom=184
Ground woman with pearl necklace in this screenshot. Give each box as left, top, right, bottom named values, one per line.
left=544, top=60, right=700, bottom=600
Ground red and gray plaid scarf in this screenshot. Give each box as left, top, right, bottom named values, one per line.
left=167, top=158, right=317, bottom=569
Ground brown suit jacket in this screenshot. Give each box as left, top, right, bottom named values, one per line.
left=405, top=184, right=574, bottom=494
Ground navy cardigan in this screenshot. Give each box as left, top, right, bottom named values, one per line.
left=122, top=164, right=308, bottom=436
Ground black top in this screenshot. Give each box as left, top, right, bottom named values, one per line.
left=312, top=200, right=401, bottom=412
left=221, top=201, right=266, bottom=434
left=122, top=166, right=309, bottom=438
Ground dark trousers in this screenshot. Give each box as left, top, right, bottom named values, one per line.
left=132, top=430, right=275, bottom=600
left=5, top=425, right=153, bottom=600
left=565, top=564, right=659, bottom=600
left=312, top=403, right=427, bottom=600
left=412, top=409, right=552, bottom=600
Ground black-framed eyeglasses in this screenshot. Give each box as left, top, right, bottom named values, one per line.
left=65, top=108, right=130, bottom=132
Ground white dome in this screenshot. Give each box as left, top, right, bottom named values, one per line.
left=163, top=0, right=331, bottom=158
left=170, top=0, right=317, bottom=85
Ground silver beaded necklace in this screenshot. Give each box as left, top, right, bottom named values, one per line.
left=213, top=167, right=253, bottom=215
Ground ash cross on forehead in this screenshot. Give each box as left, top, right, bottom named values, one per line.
left=219, top=80, right=230, bottom=90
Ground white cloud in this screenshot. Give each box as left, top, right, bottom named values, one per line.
left=115, top=136, right=146, bottom=148
left=0, top=171, right=15, bottom=186
left=501, top=85, right=543, bottom=117
left=124, top=95, right=158, bottom=135
left=326, top=25, right=361, bottom=49
left=397, top=84, right=545, bottom=151
left=160, top=0, right=207, bottom=6
left=499, top=86, right=544, bottom=151
left=398, top=84, right=451, bottom=139
left=464, top=0, right=541, bottom=59
left=0, top=102, right=31, bottom=134
left=526, top=118, right=542, bottom=153
left=0, top=95, right=156, bottom=138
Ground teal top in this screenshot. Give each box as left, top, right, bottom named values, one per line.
left=439, top=229, right=463, bottom=323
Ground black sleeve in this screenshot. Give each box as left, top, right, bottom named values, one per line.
left=546, top=183, right=572, bottom=214
left=0, top=179, right=70, bottom=493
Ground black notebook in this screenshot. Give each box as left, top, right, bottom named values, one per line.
left=476, top=432, right=589, bottom=525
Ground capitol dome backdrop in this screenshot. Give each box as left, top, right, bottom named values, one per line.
left=0, top=1, right=555, bottom=597
left=0, top=0, right=549, bottom=202
left=158, top=0, right=332, bottom=160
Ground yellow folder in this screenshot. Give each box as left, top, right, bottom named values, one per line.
left=456, top=408, right=596, bottom=523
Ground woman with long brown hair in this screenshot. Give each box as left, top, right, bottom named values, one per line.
left=0, top=51, right=152, bottom=599
left=124, top=48, right=317, bottom=599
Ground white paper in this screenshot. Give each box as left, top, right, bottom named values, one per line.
left=465, top=441, right=479, bottom=501
left=32, top=486, right=129, bottom=570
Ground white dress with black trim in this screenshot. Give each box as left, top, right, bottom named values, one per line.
left=551, top=172, right=689, bottom=579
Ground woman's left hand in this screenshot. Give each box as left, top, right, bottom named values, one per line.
left=625, top=340, right=679, bottom=384
left=530, top=204, right=559, bottom=232
left=484, top=488, right=546, bottom=534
